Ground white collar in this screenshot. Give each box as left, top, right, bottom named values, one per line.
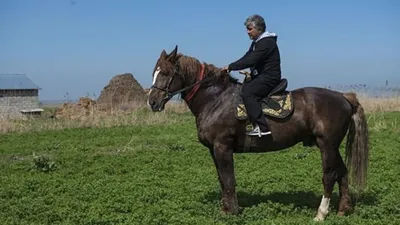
left=255, top=31, right=277, bottom=42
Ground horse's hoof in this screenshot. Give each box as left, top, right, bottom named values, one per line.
left=222, top=208, right=240, bottom=215
left=313, top=209, right=328, bottom=222
left=337, top=208, right=352, bottom=216
left=222, top=206, right=240, bottom=215
left=338, top=205, right=353, bottom=216
left=313, top=215, right=325, bottom=222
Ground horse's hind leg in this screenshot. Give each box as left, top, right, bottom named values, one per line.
left=314, top=144, right=352, bottom=221
left=314, top=139, right=342, bottom=221
left=336, top=152, right=352, bottom=216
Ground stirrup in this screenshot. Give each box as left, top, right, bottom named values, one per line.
left=246, top=125, right=272, bottom=137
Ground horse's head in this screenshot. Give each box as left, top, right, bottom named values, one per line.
left=147, top=45, right=185, bottom=112
left=147, top=45, right=238, bottom=112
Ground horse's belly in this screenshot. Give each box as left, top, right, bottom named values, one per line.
left=234, top=135, right=299, bottom=153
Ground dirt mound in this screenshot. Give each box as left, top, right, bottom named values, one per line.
left=52, top=73, right=147, bottom=119
left=97, top=73, right=147, bottom=110
left=54, top=97, right=96, bottom=120
left=143, top=88, right=151, bottom=95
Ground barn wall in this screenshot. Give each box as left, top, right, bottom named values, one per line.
left=0, top=89, right=39, bottom=118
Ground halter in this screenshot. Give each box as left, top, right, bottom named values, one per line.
left=150, top=61, right=213, bottom=104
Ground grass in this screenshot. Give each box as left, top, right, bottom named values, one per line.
left=1, top=101, right=399, bottom=224
left=0, top=102, right=190, bottom=134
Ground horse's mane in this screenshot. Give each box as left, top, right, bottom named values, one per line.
left=177, top=53, right=241, bottom=86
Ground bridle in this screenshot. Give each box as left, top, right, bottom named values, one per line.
left=150, top=61, right=214, bottom=104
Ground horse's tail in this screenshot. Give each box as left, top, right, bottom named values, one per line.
left=343, top=92, right=369, bottom=195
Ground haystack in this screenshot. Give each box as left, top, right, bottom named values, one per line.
left=54, top=97, right=96, bottom=120
left=97, top=73, right=147, bottom=110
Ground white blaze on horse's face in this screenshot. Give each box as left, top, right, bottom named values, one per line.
left=149, top=66, right=161, bottom=96
left=147, top=66, right=162, bottom=109
left=152, top=66, right=161, bottom=85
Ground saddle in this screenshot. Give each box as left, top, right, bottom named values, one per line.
left=234, top=78, right=294, bottom=120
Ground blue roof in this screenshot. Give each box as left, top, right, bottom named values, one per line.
left=0, top=74, right=40, bottom=90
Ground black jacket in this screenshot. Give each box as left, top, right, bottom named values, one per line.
left=228, top=35, right=281, bottom=83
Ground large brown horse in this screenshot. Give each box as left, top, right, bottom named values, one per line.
left=147, top=45, right=369, bottom=221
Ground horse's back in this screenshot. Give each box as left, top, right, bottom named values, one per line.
left=290, top=86, right=354, bottom=136
left=291, top=86, right=353, bottom=113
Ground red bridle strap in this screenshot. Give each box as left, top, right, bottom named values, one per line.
left=184, top=63, right=205, bottom=102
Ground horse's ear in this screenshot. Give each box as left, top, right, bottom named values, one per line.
left=167, top=45, right=178, bottom=62
left=160, top=50, right=167, bottom=59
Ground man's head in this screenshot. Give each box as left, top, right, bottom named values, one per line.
left=244, top=14, right=266, bottom=40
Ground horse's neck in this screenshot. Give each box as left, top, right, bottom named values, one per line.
left=178, top=59, right=238, bottom=117
left=185, top=79, right=236, bottom=118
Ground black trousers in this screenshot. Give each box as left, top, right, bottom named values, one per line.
left=241, top=74, right=277, bottom=131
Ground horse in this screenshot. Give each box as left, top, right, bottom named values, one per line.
left=147, top=45, right=369, bottom=221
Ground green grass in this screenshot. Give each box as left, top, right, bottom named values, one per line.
left=1, top=111, right=399, bottom=225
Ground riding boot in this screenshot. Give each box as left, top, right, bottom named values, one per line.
left=246, top=124, right=272, bottom=137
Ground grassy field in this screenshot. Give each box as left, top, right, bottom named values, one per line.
left=1, top=102, right=399, bottom=224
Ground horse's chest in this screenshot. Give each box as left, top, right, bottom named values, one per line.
left=196, top=124, right=214, bottom=148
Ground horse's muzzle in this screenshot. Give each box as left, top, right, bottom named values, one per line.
left=148, top=99, right=165, bottom=112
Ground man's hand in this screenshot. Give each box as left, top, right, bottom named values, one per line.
left=239, top=70, right=252, bottom=82
left=239, top=70, right=251, bottom=76
left=221, top=65, right=230, bottom=73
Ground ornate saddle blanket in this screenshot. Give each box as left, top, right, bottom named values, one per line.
left=234, top=78, right=294, bottom=120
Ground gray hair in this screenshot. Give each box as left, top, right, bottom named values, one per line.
left=244, top=14, right=266, bottom=32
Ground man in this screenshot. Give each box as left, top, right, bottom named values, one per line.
left=222, top=14, right=282, bottom=137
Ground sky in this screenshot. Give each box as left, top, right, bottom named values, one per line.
left=1, top=0, right=399, bottom=101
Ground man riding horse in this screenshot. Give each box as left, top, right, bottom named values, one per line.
left=148, top=14, right=369, bottom=220
left=222, top=14, right=281, bottom=137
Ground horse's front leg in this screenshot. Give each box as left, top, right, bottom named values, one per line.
left=211, top=142, right=239, bottom=215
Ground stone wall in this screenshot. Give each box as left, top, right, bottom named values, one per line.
left=0, top=89, right=39, bottom=118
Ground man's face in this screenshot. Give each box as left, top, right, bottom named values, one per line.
left=246, top=24, right=261, bottom=40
